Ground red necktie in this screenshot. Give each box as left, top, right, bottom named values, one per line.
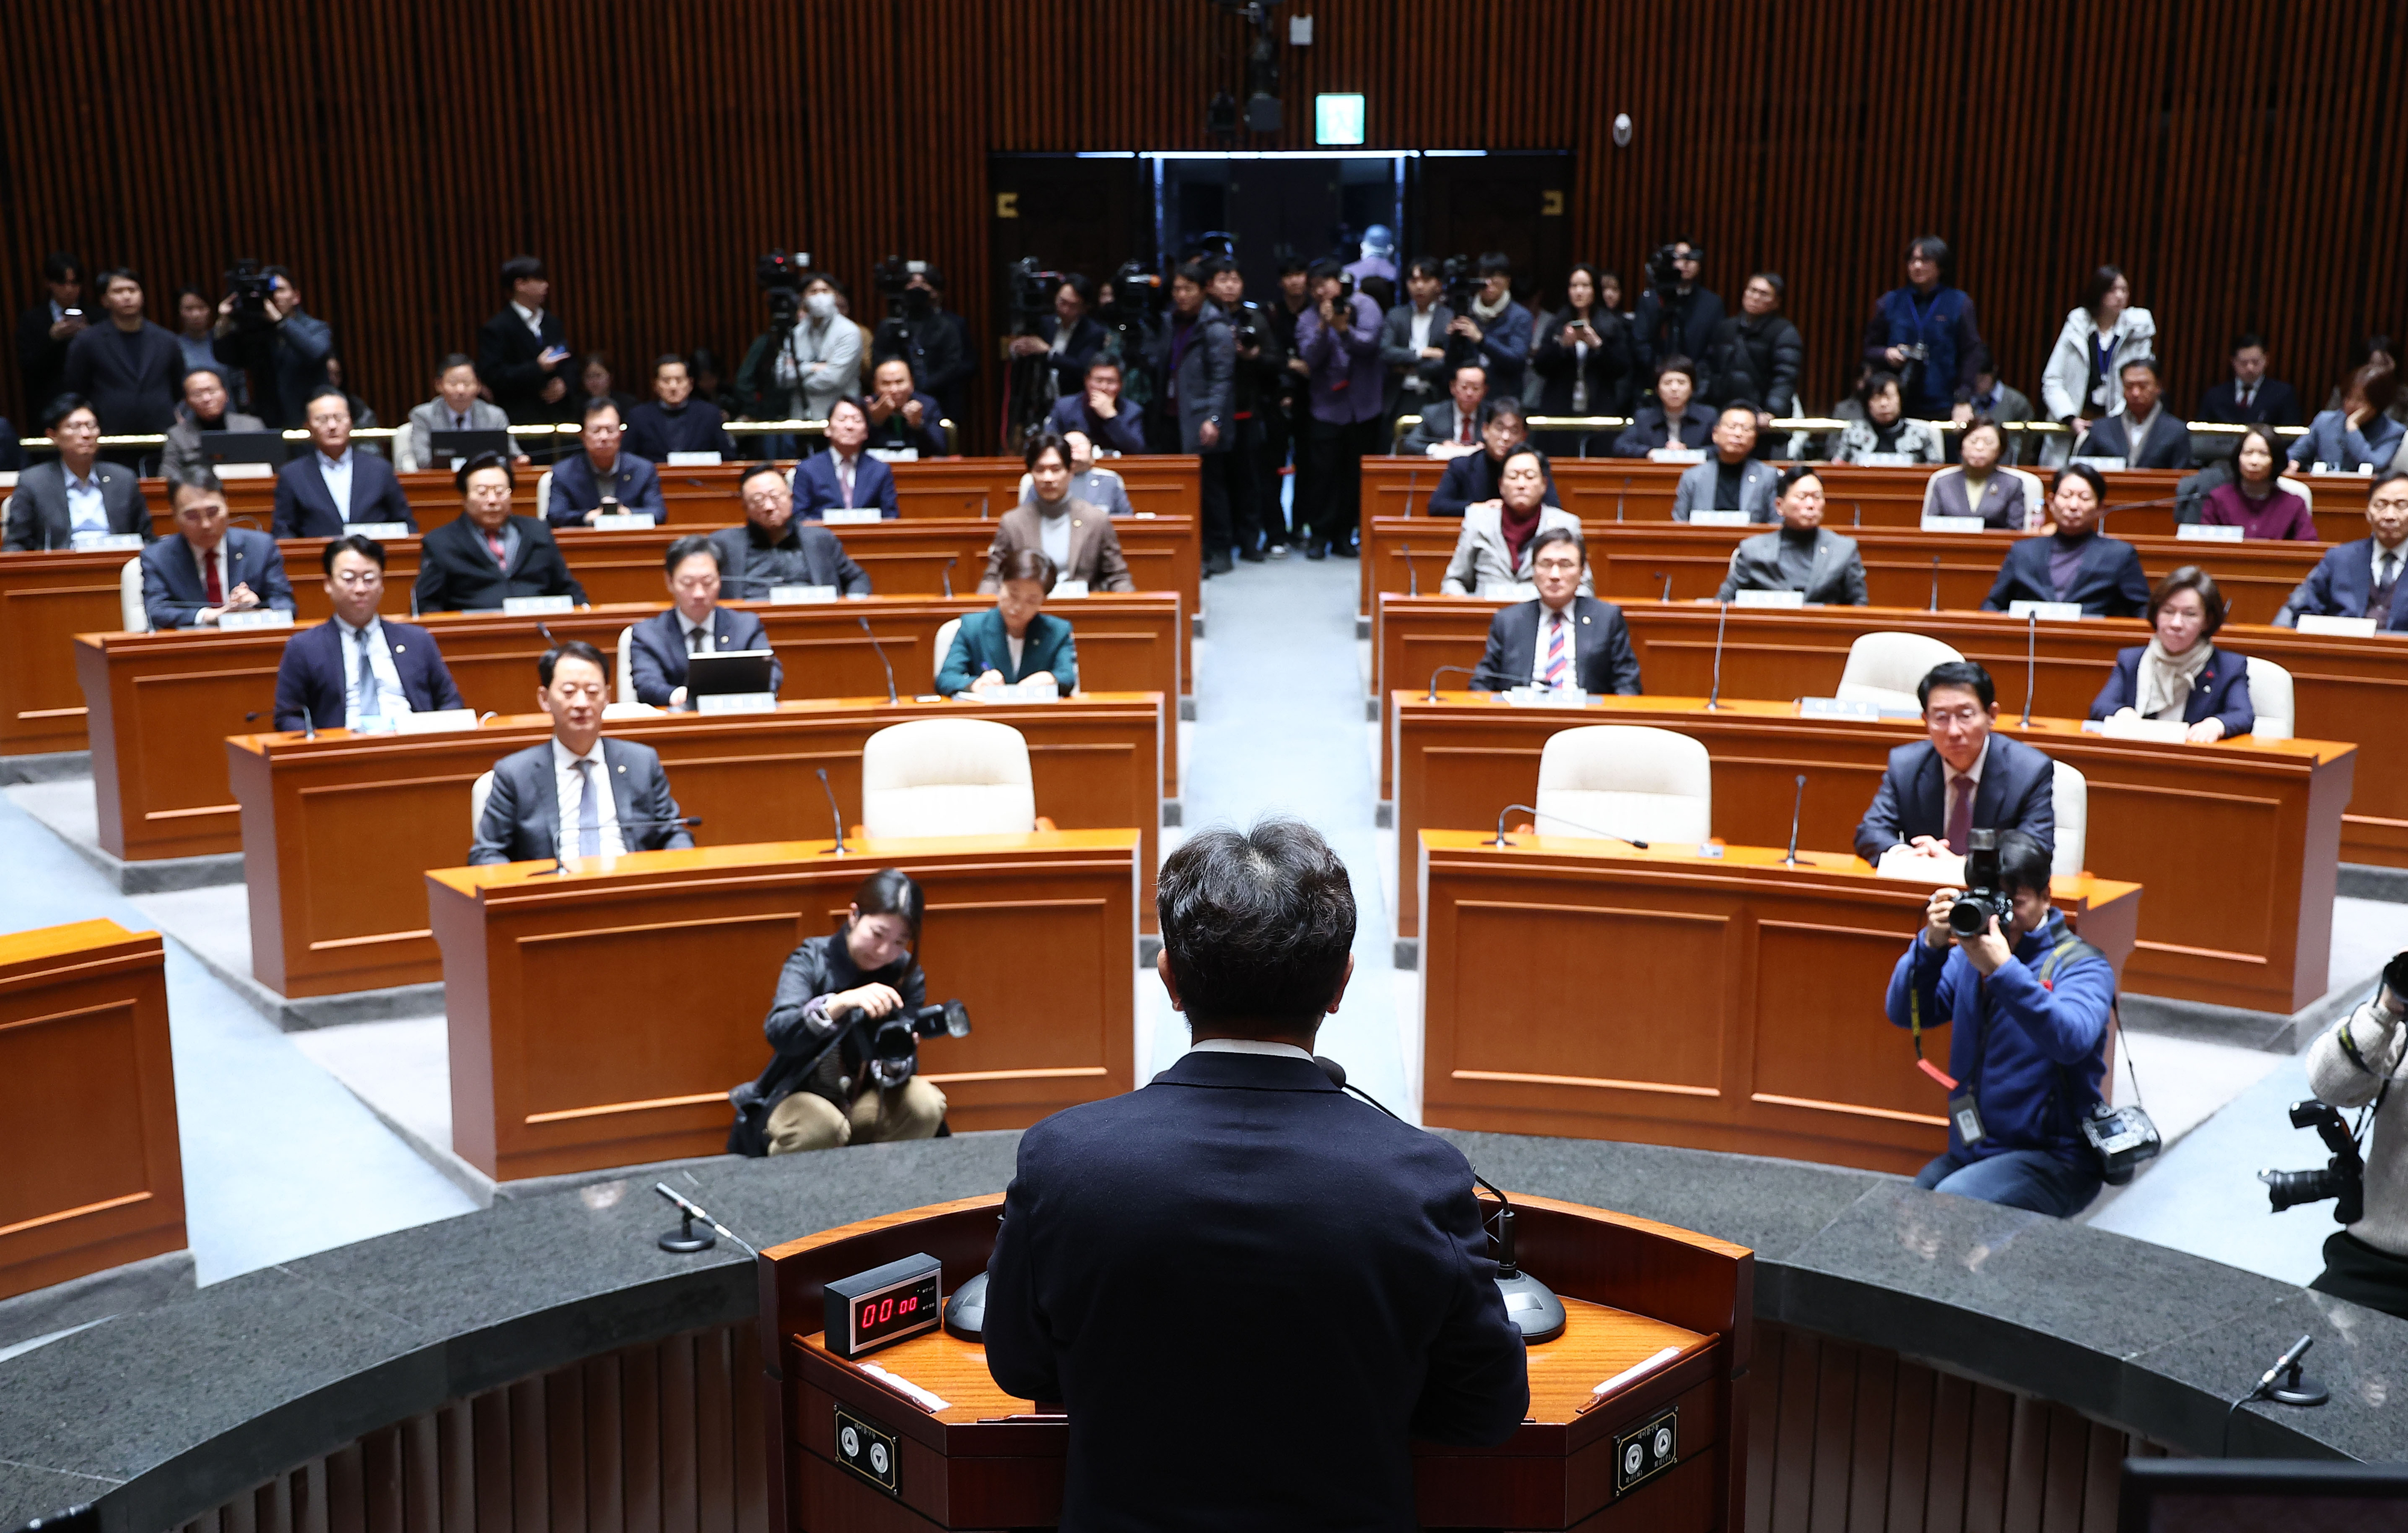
left=1459, top=416, right=1474, bottom=446
left=488, top=531, right=509, bottom=567
left=202, top=549, right=223, bottom=606
left=1946, top=775, right=1974, bottom=855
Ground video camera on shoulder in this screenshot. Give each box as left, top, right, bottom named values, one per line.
left=1949, top=830, right=2011, bottom=939
left=831, top=999, right=972, bottom=1089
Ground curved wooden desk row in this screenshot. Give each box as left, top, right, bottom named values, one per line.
left=1391, top=692, right=2351, bottom=1015
left=429, top=831, right=1141, bottom=1181
left=1374, top=593, right=2408, bottom=869
left=79, top=592, right=1181, bottom=864
left=0, top=514, right=1198, bottom=755
left=761, top=1191, right=1751, bottom=1531
left=233, top=693, right=1166, bottom=998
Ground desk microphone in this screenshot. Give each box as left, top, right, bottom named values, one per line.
left=652, top=1182, right=757, bottom=1255
left=1657, top=571, right=1672, bottom=602
left=537, top=620, right=559, bottom=645
left=1403, top=469, right=1420, bottom=518
left=1399, top=543, right=1419, bottom=597
left=1491, top=801, right=1648, bottom=850
left=1315, top=1055, right=1565, bottom=1343
left=1705, top=600, right=1729, bottom=709
left=817, top=767, right=851, bottom=855
left=858, top=615, right=898, bottom=703
left=1850, top=501, right=1861, bottom=527
left=2102, top=493, right=2182, bottom=521
left=1426, top=663, right=1479, bottom=701
left=1784, top=774, right=1806, bottom=866
left=2020, top=611, right=2039, bottom=726
left=1928, top=555, right=1941, bottom=612
left=938, top=555, right=955, bottom=599
left=245, top=707, right=312, bottom=742
left=1616, top=475, right=1628, bottom=523
left=981, top=493, right=991, bottom=521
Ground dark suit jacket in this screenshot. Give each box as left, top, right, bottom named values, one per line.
left=60, top=319, right=182, bottom=434
left=2276, top=538, right=2408, bottom=632
left=1034, top=314, right=1109, bottom=397
left=413, top=514, right=587, bottom=612
left=1471, top=595, right=1642, bottom=694
left=1044, top=391, right=1147, bottom=456
left=2198, top=378, right=2303, bottom=428
left=547, top=450, right=663, bottom=523
left=704, top=521, right=871, bottom=599
left=17, top=303, right=73, bottom=421
left=982, top=1049, right=1529, bottom=1532
left=1981, top=533, right=2152, bottom=617
left=2088, top=644, right=2256, bottom=735
left=863, top=391, right=949, bottom=459
left=272, top=618, right=464, bottom=731
left=792, top=450, right=898, bottom=518
left=626, top=605, right=782, bottom=706
left=622, top=400, right=739, bottom=462
left=140, top=529, right=295, bottom=629
left=2, top=459, right=154, bottom=550
left=2073, top=410, right=2194, bottom=470
left=936, top=608, right=1076, bottom=693
left=1852, top=732, right=2057, bottom=862
left=467, top=737, right=694, bottom=865
left=1427, top=447, right=1561, bottom=518
left=270, top=451, right=417, bottom=538
left=477, top=306, right=569, bottom=423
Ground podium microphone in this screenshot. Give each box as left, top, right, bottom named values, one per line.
left=1315, top=1055, right=1565, bottom=1343
left=1400, top=543, right=1419, bottom=597
left=246, top=708, right=312, bottom=742
left=1657, top=571, right=1672, bottom=602
left=1704, top=600, right=1729, bottom=709
left=652, top=1182, right=757, bottom=1255
left=938, top=556, right=955, bottom=599
left=2020, top=611, right=2039, bottom=727
left=1493, top=802, right=1648, bottom=851
left=1928, top=555, right=1941, bottom=612
left=1783, top=774, right=1806, bottom=866
left=817, top=768, right=851, bottom=856
left=1426, top=663, right=1479, bottom=701
left=855, top=615, right=898, bottom=703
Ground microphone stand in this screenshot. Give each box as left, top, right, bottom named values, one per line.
left=2020, top=611, right=2038, bottom=727
left=1928, top=555, right=1941, bottom=612
left=1399, top=544, right=1418, bottom=597
left=1704, top=600, right=1729, bottom=709
left=1403, top=470, right=1420, bottom=518
left=857, top=614, right=898, bottom=703
left=1616, top=476, right=1628, bottom=523
left=536, top=815, right=704, bottom=876
left=1783, top=774, right=1805, bottom=866
left=816, top=767, right=851, bottom=855
left=1491, top=801, right=1651, bottom=850
left=938, top=556, right=955, bottom=599
left=1426, top=663, right=1479, bottom=701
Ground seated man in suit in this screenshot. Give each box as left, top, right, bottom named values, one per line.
left=707, top=462, right=871, bottom=599
left=272, top=534, right=465, bottom=730
left=1397, top=362, right=1487, bottom=458
left=863, top=357, right=949, bottom=459
left=160, top=367, right=265, bottom=484
left=982, top=819, right=1528, bottom=1529
left=938, top=550, right=1076, bottom=695
left=979, top=432, right=1134, bottom=594
left=1981, top=463, right=2150, bottom=617
left=141, top=472, right=294, bottom=629
left=545, top=398, right=663, bottom=526
left=3, top=394, right=154, bottom=550
left=271, top=388, right=415, bottom=538
left=414, top=452, right=588, bottom=612
left=396, top=353, right=527, bottom=471
left=2197, top=333, right=2303, bottom=428
left=1469, top=527, right=1640, bottom=693
left=2072, top=358, right=2192, bottom=469
left=2275, top=470, right=2408, bottom=631
left=792, top=397, right=898, bottom=519
left=1671, top=405, right=1779, bottom=521
left=1019, top=429, right=1136, bottom=518
left=468, top=640, right=695, bottom=865
left=629, top=535, right=783, bottom=709
left=1044, top=355, right=1147, bottom=456
left=1854, top=660, right=2056, bottom=866
left=622, top=353, right=740, bottom=464
left=1716, top=465, right=1869, bottom=604
left=1427, top=399, right=1560, bottom=518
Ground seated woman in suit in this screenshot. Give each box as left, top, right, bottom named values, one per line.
left=1440, top=446, right=1590, bottom=596
left=2087, top=565, right=2254, bottom=742
left=2202, top=424, right=2316, bottom=540
left=1920, top=417, right=2031, bottom=528
left=937, top=549, right=1077, bottom=695
left=1829, top=372, right=1944, bottom=464
left=2289, top=359, right=2404, bottom=474
left=1715, top=466, right=1869, bottom=604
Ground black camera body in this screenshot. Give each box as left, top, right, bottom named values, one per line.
left=875, top=257, right=937, bottom=320
left=1645, top=243, right=1687, bottom=297
left=1005, top=257, right=1068, bottom=334
left=2079, top=1099, right=2162, bottom=1186
left=758, top=249, right=807, bottom=325
left=2263, top=1099, right=2367, bottom=1224
left=1949, top=829, right=2012, bottom=938
left=833, top=1000, right=973, bottom=1090
left=1438, top=254, right=1478, bottom=313
left=226, top=258, right=275, bottom=317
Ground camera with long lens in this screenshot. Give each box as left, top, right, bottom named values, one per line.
left=1948, top=829, right=2012, bottom=939
left=1646, top=243, right=1687, bottom=297
left=831, top=999, right=972, bottom=1090
left=1006, top=257, right=1067, bottom=333
left=2262, top=1099, right=2366, bottom=1224
left=757, top=248, right=807, bottom=325
left=875, top=257, right=937, bottom=319
left=1438, top=254, right=1478, bottom=312
left=216, top=258, right=281, bottom=375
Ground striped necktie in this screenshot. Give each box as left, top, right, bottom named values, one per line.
left=1542, top=611, right=1569, bottom=688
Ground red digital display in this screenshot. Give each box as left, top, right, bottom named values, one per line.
left=853, top=1275, right=940, bottom=1346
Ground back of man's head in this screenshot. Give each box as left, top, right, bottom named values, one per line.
left=1159, top=819, right=1356, bottom=1034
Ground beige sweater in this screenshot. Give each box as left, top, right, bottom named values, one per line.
left=2307, top=996, right=2408, bottom=1254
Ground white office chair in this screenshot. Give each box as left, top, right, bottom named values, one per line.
left=1834, top=632, right=1966, bottom=714
left=931, top=618, right=962, bottom=688
left=470, top=770, right=495, bottom=833
left=2279, top=475, right=2313, bottom=513
left=615, top=626, right=637, bottom=703
left=1532, top=726, right=1713, bottom=844
left=120, top=558, right=149, bottom=632
left=2008, top=467, right=2048, bottom=530
left=860, top=718, right=1037, bottom=839
left=2245, top=656, right=2295, bottom=741
left=2051, top=760, right=2087, bottom=877
left=534, top=470, right=553, bottom=526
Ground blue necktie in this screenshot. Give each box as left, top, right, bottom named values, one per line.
left=353, top=628, right=382, bottom=720
left=576, top=758, right=601, bottom=857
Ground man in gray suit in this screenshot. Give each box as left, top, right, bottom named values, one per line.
left=1397, top=363, right=1487, bottom=457
left=1715, top=465, right=1870, bottom=605
left=160, top=368, right=267, bottom=484
left=140, top=473, right=294, bottom=628
left=468, top=639, right=695, bottom=866
left=1671, top=406, right=1779, bottom=522
left=396, top=353, right=524, bottom=471
left=4, top=394, right=154, bottom=550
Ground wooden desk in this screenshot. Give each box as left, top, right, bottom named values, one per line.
left=1374, top=594, right=2408, bottom=868
left=761, top=1192, right=1749, bottom=1532
left=232, top=694, right=1165, bottom=998
left=80, top=594, right=1180, bottom=863
left=1392, top=692, right=2351, bottom=1013
left=427, top=831, right=1140, bottom=1181
left=1418, top=831, right=2141, bottom=1175
left=0, top=919, right=183, bottom=1302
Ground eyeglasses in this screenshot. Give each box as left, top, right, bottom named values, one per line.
left=329, top=570, right=382, bottom=587
left=1926, top=705, right=1985, bottom=726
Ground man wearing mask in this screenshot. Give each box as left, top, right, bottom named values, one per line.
left=863, top=356, right=948, bottom=459
left=1630, top=238, right=1725, bottom=375
left=623, top=353, right=740, bottom=463
left=1445, top=253, right=1530, bottom=400
left=628, top=535, right=783, bottom=709
left=60, top=269, right=182, bottom=437
left=161, top=367, right=265, bottom=484
left=1147, top=264, right=1238, bottom=571
left=980, top=432, right=1135, bottom=594
left=546, top=399, right=663, bottom=526
left=710, top=462, right=871, bottom=598
left=1293, top=260, right=1383, bottom=560
left=477, top=257, right=573, bottom=429
left=141, top=472, right=295, bottom=629
left=271, top=390, right=415, bottom=538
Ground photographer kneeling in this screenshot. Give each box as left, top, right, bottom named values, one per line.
left=1885, top=829, right=2117, bottom=1217
left=2300, top=954, right=2408, bottom=1320
left=733, top=869, right=951, bottom=1154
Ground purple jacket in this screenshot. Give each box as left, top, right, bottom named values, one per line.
left=1297, top=293, right=1385, bottom=424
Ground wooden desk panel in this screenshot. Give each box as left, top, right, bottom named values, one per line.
left=886, top=455, right=1201, bottom=523
left=1419, top=832, right=2140, bottom=1175
left=232, top=694, right=1164, bottom=997
left=1391, top=693, right=2350, bottom=1013
left=0, top=919, right=184, bottom=1301
left=428, top=832, right=1140, bottom=1181
left=0, top=550, right=129, bottom=753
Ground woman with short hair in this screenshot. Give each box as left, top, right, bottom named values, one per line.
left=1831, top=372, right=1944, bottom=464
left=1920, top=416, right=2032, bottom=528
left=2202, top=424, right=2316, bottom=540
left=2088, top=566, right=2254, bottom=741
left=939, top=549, right=1078, bottom=694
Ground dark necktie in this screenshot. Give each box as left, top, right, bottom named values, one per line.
left=575, top=758, right=601, bottom=857
left=687, top=621, right=705, bottom=655
left=1946, top=774, right=1974, bottom=856
left=202, top=549, right=223, bottom=606
left=2374, top=553, right=2401, bottom=624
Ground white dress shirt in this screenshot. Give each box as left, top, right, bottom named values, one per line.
left=64, top=468, right=107, bottom=534
left=1185, top=1036, right=1316, bottom=1063
left=1528, top=600, right=1578, bottom=686
left=335, top=615, right=413, bottom=727
left=317, top=448, right=356, bottom=521
left=551, top=738, right=625, bottom=859
left=513, top=300, right=546, bottom=340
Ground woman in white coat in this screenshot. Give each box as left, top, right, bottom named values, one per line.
left=2038, top=266, right=2156, bottom=466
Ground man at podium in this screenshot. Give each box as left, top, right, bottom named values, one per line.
left=982, top=820, right=1528, bottom=1530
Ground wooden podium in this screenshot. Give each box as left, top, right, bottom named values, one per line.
left=758, top=1192, right=1752, bottom=1531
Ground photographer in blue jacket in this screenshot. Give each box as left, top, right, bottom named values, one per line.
left=1885, top=828, right=2116, bottom=1217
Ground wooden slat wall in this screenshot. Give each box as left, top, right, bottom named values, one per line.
left=5, top=1, right=2401, bottom=449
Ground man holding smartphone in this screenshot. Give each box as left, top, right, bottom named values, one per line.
left=478, top=255, right=573, bottom=453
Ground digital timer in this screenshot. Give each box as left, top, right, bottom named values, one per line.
left=823, top=1252, right=945, bottom=1359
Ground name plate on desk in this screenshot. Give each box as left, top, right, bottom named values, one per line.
left=215, top=462, right=275, bottom=480
left=865, top=447, right=919, bottom=462
left=664, top=451, right=722, bottom=467
left=591, top=512, right=655, bottom=530
left=1858, top=452, right=1916, bottom=468
left=2309, top=462, right=2377, bottom=477
left=1684, top=510, right=1751, bottom=527
left=2008, top=600, right=2086, bottom=621
left=769, top=584, right=837, bottom=605
left=2070, top=455, right=2127, bottom=472
left=2099, top=714, right=2191, bottom=743
left=1733, top=589, right=1805, bottom=608
left=601, top=701, right=661, bottom=719
left=394, top=708, right=480, bottom=735
left=346, top=522, right=412, bottom=541
left=0, top=471, right=17, bottom=488
left=1798, top=696, right=1881, bottom=720
left=1478, top=581, right=1539, bottom=602
left=697, top=691, right=779, bottom=715
left=1648, top=447, right=1708, bottom=464
left=1506, top=685, right=1590, bottom=707
left=2297, top=613, right=2380, bottom=637
left=69, top=532, right=144, bottom=551
left=955, top=682, right=1061, bottom=703
left=1049, top=579, right=1091, bottom=599
left=217, top=608, right=294, bottom=631
left=2176, top=522, right=2244, bottom=541
left=1920, top=515, right=1987, bottom=533
left=503, top=594, right=576, bottom=615
left=821, top=508, right=883, bottom=526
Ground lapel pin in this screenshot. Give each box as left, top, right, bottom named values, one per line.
left=394, top=644, right=406, bottom=652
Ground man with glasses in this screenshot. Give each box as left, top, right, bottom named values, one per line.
left=140, top=472, right=294, bottom=629
left=1854, top=661, right=2056, bottom=868
left=272, top=534, right=465, bottom=731
left=2274, top=471, right=2408, bottom=632
left=706, top=462, right=870, bottom=599
left=414, top=452, right=587, bottom=612
left=468, top=640, right=694, bottom=866
left=545, top=398, right=663, bottom=526
left=1469, top=526, right=1639, bottom=694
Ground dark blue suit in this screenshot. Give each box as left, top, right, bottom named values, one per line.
left=2088, top=645, right=2256, bottom=735
left=546, top=450, right=663, bottom=523
left=1853, top=731, right=2057, bottom=862
left=625, top=605, right=782, bottom=706
left=982, top=1049, right=1529, bottom=1532
left=270, top=451, right=417, bottom=538
left=1045, top=391, right=1147, bottom=456
left=1471, top=595, right=1641, bottom=693
left=272, top=618, right=464, bottom=731
left=863, top=391, right=949, bottom=459
left=139, top=529, right=294, bottom=629
left=792, top=450, right=898, bottom=519
left=1981, top=532, right=2152, bottom=618
left=2277, top=538, right=2408, bottom=632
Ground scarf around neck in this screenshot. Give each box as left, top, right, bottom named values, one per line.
left=2136, top=637, right=2212, bottom=720
left=1471, top=290, right=1512, bottom=323
left=1500, top=502, right=1543, bottom=570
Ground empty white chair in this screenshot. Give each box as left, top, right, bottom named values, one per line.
left=1835, top=632, right=1965, bottom=714
left=615, top=625, right=637, bottom=703
left=2279, top=474, right=2313, bottom=512
left=2009, top=467, right=2048, bottom=530
left=534, top=469, right=553, bottom=526
left=470, top=770, right=495, bottom=833
left=860, top=718, right=1035, bottom=838
left=2051, top=760, right=2087, bottom=877
left=931, top=617, right=962, bottom=688
left=120, top=557, right=149, bottom=632
left=2245, top=656, right=2295, bottom=741
left=1533, top=726, right=1712, bottom=844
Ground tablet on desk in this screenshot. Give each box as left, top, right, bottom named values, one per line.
left=201, top=430, right=289, bottom=467
left=687, top=649, right=777, bottom=698
left=430, top=429, right=512, bottom=466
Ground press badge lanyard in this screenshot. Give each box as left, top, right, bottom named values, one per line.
left=1910, top=927, right=2081, bottom=1147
